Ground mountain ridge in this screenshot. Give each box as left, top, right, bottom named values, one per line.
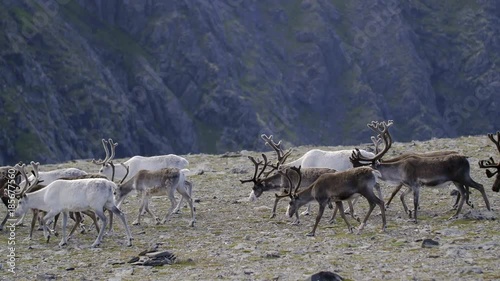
left=0, top=0, right=498, bottom=165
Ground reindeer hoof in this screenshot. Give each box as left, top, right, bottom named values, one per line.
left=59, top=242, right=67, bottom=247
left=91, top=243, right=100, bottom=248
left=306, top=232, right=315, bottom=237
left=301, top=211, right=310, bottom=216
left=269, top=214, right=276, bottom=219
left=132, top=221, right=140, bottom=226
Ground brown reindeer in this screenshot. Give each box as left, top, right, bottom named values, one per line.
left=350, top=121, right=491, bottom=223
left=282, top=166, right=386, bottom=236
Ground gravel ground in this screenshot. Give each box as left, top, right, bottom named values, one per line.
left=0, top=135, right=498, bottom=281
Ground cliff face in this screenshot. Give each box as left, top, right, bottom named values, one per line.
left=0, top=0, right=498, bottom=164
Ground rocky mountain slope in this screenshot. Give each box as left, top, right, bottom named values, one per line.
left=0, top=0, right=498, bottom=164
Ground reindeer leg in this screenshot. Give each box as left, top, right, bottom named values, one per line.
left=143, top=197, right=160, bottom=224
left=107, top=205, right=133, bottom=247
left=358, top=189, right=386, bottom=234
left=52, top=213, right=60, bottom=237
left=466, top=179, right=490, bottom=211
left=161, top=188, right=178, bottom=224
left=292, top=209, right=300, bottom=225
left=176, top=184, right=196, bottom=227
left=82, top=211, right=100, bottom=234
left=307, top=203, right=327, bottom=237
left=0, top=212, right=9, bottom=231
left=28, top=209, right=39, bottom=240
left=133, top=195, right=147, bottom=225
left=91, top=209, right=107, bottom=248
left=41, top=210, right=59, bottom=243
left=59, top=212, right=69, bottom=247
left=400, top=186, right=412, bottom=217
left=335, top=201, right=354, bottom=233
left=270, top=195, right=282, bottom=219
left=344, top=198, right=357, bottom=214
left=347, top=200, right=360, bottom=222
left=411, top=185, right=420, bottom=223
left=67, top=212, right=82, bottom=240
left=450, top=183, right=467, bottom=220
left=107, top=209, right=113, bottom=233
left=386, top=184, right=403, bottom=209
left=328, top=204, right=339, bottom=224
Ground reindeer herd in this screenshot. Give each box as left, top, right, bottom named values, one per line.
left=0, top=121, right=498, bottom=249
left=241, top=121, right=498, bottom=236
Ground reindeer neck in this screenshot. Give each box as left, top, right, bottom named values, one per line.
left=295, top=185, right=315, bottom=207
left=374, top=162, right=405, bottom=183
left=261, top=173, right=282, bottom=191
left=25, top=189, right=50, bottom=212
left=118, top=177, right=136, bottom=197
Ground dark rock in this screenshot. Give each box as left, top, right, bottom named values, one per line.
left=307, top=271, right=344, bottom=281
left=422, top=239, right=440, bottom=248
left=127, top=256, right=140, bottom=263
left=145, top=250, right=176, bottom=259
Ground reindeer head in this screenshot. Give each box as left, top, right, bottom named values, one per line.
left=350, top=120, right=394, bottom=167
left=479, top=131, right=500, bottom=192
left=240, top=154, right=271, bottom=198
left=13, top=162, right=40, bottom=217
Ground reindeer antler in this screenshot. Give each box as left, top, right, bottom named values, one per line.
left=260, top=134, right=293, bottom=172
left=92, top=139, right=110, bottom=165
left=14, top=163, right=31, bottom=197
left=107, top=138, right=119, bottom=163
left=29, top=161, right=42, bottom=186
left=351, top=120, right=394, bottom=165
left=478, top=131, right=500, bottom=181
left=240, top=154, right=269, bottom=184
left=487, top=131, right=500, bottom=153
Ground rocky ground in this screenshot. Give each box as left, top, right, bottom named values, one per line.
left=0, top=135, right=498, bottom=281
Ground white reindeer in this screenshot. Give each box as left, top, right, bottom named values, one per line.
left=15, top=166, right=88, bottom=226
left=14, top=163, right=133, bottom=248
left=92, top=139, right=190, bottom=213
left=114, top=168, right=195, bottom=227
left=22, top=168, right=88, bottom=186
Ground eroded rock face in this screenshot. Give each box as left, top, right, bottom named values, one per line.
left=0, top=1, right=498, bottom=164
